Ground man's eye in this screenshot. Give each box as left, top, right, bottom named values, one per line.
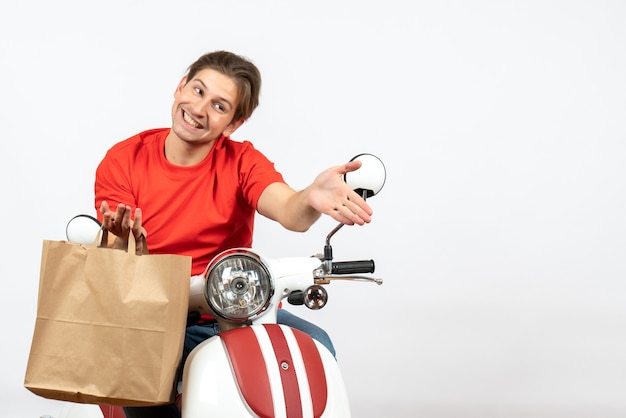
left=214, top=103, right=225, bottom=112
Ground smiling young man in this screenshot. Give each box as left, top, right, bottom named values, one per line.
left=95, top=50, right=373, bottom=418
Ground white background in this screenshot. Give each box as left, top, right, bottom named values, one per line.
left=1, top=1, right=625, bottom=417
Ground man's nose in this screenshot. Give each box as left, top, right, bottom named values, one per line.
left=189, top=98, right=211, bottom=116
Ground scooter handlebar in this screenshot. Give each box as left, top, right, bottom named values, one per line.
left=331, top=260, right=375, bottom=275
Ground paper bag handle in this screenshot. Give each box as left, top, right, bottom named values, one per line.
left=95, top=227, right=139, bottom=255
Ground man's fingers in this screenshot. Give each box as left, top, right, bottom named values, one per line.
left=100, top=200, right=110, bottom=215
left=132, top=208, right=144, bottom=240
left=133, top=208, right=142, bottom=229
left=342, top=160, right=362, bottom=174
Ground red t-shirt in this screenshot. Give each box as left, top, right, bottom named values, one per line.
left=95, top=128, right=285, bottom=275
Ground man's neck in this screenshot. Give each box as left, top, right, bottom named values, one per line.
left=164, top=132, right=218, bottom=167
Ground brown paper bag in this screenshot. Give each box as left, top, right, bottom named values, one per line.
left=24, top=229, right=191, bottom=406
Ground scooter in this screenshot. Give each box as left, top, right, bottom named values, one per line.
left=59, top=153, right=386, bottom=418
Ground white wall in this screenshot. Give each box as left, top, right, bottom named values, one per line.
left=2, top=1, right=625, bottom=417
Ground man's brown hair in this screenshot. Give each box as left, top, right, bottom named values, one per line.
left=186, top=50, right=261, bottom=123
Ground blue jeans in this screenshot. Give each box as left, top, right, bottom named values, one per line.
left=123, top=309, right=334, bottom=418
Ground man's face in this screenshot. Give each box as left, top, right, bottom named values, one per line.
left=170, top=68, right=242, bottom=145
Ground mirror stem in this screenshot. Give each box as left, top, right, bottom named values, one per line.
left=323, top=189, right=371, bottom=262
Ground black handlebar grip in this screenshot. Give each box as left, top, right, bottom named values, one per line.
left=331, top=260, right=375, bottom=274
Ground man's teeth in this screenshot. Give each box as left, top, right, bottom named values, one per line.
left=184, top=112, right=202, bottom=128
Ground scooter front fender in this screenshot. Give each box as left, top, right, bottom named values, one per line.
left=181, top=324, right=351, bottom=418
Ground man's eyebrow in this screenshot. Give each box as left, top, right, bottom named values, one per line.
left=194, top=79, right=234, bottom=110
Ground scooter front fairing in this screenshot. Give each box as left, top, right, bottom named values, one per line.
left=181, top=324, right=350, bottom=418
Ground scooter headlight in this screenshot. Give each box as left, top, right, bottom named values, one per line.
left=204, top=249, right=273, bottom=322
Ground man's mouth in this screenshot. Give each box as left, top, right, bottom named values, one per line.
left=183, top=110, right=203, bottom=129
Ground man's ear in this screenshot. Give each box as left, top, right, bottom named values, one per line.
left=174, top=76, right=188, bottom=95
left=223, top=118, right=245, bottom=137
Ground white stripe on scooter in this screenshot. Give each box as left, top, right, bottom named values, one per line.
left=252, top=325, right=315, bottom=418
left=282, top=326, right=314, bottom=418
left=253, top=326, right=287, bottom=418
